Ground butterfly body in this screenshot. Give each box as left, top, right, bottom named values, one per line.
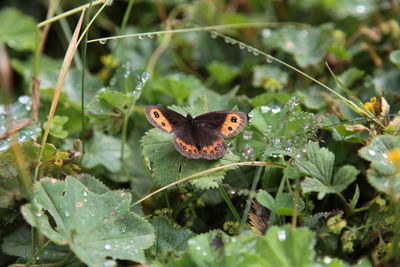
left=144, top=106, right=247, bottom=160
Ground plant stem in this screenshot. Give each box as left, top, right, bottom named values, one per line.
left=218, top=185, right=242, bottom=223
left=239, top=155, right=268, bottom=232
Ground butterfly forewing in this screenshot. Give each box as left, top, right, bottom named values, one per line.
left=144, top=106, right=186, bottom=133
left=194, top=111, right=247, bottom=137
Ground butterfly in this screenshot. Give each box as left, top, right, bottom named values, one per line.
left=144, top=106, right=247, bottom=160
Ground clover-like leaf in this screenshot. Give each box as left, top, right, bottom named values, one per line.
left=297, top=143, right=358, bottom=199
left=21, top=176, right=154, bottom=266
left=359, top=136, right=400, bottom=196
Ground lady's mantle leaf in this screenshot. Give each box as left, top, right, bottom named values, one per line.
left=297, top=143, right=358, bottom=199
left=21, top=175, right=154, bottom=266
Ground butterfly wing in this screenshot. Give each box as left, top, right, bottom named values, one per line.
left=144, top=105, right=186, bottom=133
left=173, top=125, right=226, bottom=160
left=194, top=111, right=247, bottom=137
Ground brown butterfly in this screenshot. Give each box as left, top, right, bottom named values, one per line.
left=144, top=106, right=247, bottom=160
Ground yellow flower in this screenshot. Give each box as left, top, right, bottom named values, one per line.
left=388, top=148, right=400, bottom=163
left=364, top=101, right=374, bottom=111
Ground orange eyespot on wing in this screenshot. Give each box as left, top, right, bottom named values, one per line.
left=199, top=139, right=226, bottom=160
left=145, top=106, right=174, bottom=133
left=173, top=137, right=202, bottom=159
left=219, top=112, right=247, bottom=137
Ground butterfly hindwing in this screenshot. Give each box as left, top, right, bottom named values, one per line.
left=173, top=125, right=226, bottom=160
left=144, top=105, right=186, bottom=133
left=194, top=111, right=247, bottom=137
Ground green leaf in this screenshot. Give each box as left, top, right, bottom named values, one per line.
left=358, top=136, right=400, bottom=196
left=256, top=190, right=275, bottom=210
left=156, top=225, right=368, bottom=267
left=331, top=165, right=358, bottom=192
left=389, top=50, right=400, bottom=68
left=21, top=176, right=154, bottom=266
left=0, top=176, right=26, bottom=208
left=297, top=143, right=358, bottom=199
left=256, top=190, right=305, bottom=216
left=206, top=61, right=239, bottom=84
left=247, top=104, right=316, bottom=158
left=43, top=115, right=69, bottom=139
left=40, top=69, right=102, bottom=107
left=0, top=96, right=41, bottom=153
left=144, top=74, right=203, bottom=104
left=141, top=129, right=239, bottom=189
left=296, top=144, right=334, bottom=184
left=189, top=88, right=240, bottom=111
left=0, top=8, right=37, bottom=51
left=87, top=68, right=149, bottom=133
left=263, top=24, right=334, bottom=67
left=82, top=131, right=133, bottom=173
left=152, top=217, right=194, bottom=254
left=2, top=226, right=69, bottom=262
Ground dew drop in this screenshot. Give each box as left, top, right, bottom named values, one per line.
left=202, top=251, right=208, bottom=256
left=106, top=0, right=113, bottom=6
left=83, top=191, right=88, bottom=197
left=196, top=246, right=202, bottom=250
left=271, top=106, right=281, bottom=113
left=262, top=29, right=271, bottom=38
left=266, top=55, right=273, bottom=63
left=138, top=35, right=145, bottom=40
left=323, top=256, right=332, bottom=264
left=105, top=244, right=112, bottom=250
left=243, top=131, right=253, bottom=140
left=253, top=50, right=259, bottom=56
left=248, top=111, right=254, bottom=118
left=382, top=152, right=388, bottom=159
left=356, top=5, right=366, bottom=14
left=368, top=149, right=376, bottom=156
left=103, top=260, right=117, bottom=267
left=239, top=43, right=246, bottom=49
left=35, top=212, right=42, bottom=217
left=18, top=96, right=31, bottom=105
left=99, top=39, right=107, bottom=45
left=147, top=34, right=154, bottom=38
left=210, top=31, right=218, bottom=39
left=247, top=47, right=253, bottom=53
left=261, top=105, right=270, bottom=113
left=277, top=230, right=286, bottom=241
left=224, top=37, right=231, bottom=43
left=65, top=211, right=70, bottom=217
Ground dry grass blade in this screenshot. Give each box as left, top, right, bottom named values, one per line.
left=133, top=161, right=285, bottom=206
left=39, top=0, right=60, bottom=52
left=34, top=10, right=85, bottom=181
